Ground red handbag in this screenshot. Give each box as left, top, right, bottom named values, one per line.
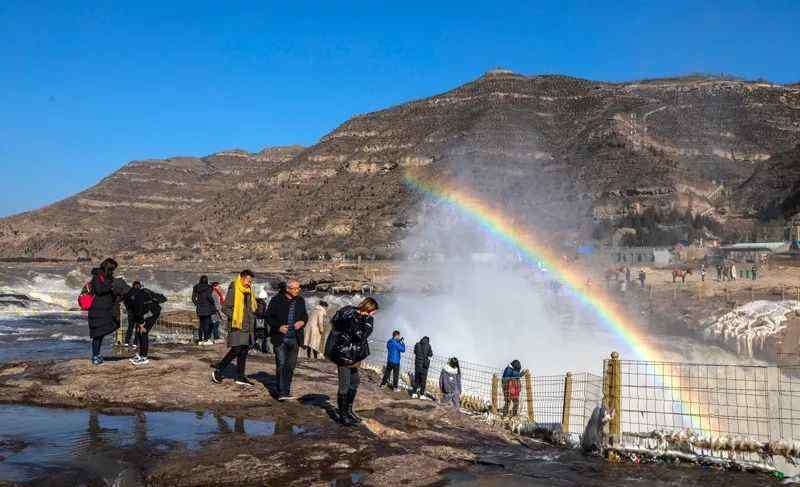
left=78, top=281, right=94, bottom=310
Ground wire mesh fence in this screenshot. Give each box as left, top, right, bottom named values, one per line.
left=149, top=307, right=800, bottom=467
left=612, top=360, right=772, bottom=441
left=361, top=339, right=602, bottom=438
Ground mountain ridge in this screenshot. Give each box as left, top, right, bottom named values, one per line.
left=2, top=71, right=799, bottom=261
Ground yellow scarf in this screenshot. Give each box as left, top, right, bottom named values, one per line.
left=231, top=276, right=256, bottom=330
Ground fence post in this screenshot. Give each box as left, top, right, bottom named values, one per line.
left=115, top=308, right=125, bottom=345
left=491, top=374, right=499, bottom=415
left=562, top=372, right=573, bottom=433
left=524, top=370, right=534, bottom=422
left=603, top=352, right=622, bottom=445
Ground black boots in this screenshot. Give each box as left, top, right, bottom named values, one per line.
left=346, top=390, right=361, bottom=423
left=337, top=394, right=354, bottom=426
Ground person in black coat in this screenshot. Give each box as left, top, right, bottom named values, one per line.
left=87, top=258, right=127, bottom=365
left=412, top=336, right=433, bottom=398
left=127, top=285, right=167, bottom=365
left=327, top=297, right=378, bottom=426
left=192, top=276, right=217, bottom=345
left=265, top=280, right=308, bottom=400
left=122, top=281, right=143, bottom=347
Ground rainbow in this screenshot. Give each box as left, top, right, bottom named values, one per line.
left=404, top=171, right=712, bottom=434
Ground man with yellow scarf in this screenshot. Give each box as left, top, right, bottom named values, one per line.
left=212, top=270, right=258, bottom=386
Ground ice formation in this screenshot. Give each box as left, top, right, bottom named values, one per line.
left=703, top=300, right=800, bottom=357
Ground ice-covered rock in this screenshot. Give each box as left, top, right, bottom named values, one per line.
left=703, top=300, right=800, bottom=357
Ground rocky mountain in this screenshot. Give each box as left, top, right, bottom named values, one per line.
left=0, top=146, right=303, bottom=261
left=1, top=70, right=799, bottom=262
left=736, top=145, right=800, bottom=219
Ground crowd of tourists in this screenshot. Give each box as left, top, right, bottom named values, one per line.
left=79, top=258, right=476, bottom=427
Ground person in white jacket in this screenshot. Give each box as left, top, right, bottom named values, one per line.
left=303, top=301, right=328, bottom=359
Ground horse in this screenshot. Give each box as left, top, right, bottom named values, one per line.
left=672, top=268, right=693, bottom=283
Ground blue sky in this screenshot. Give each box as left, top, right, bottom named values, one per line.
left=1, top=1, right=798, bottom=217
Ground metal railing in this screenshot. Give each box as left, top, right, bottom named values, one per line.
left=149, top=309, right=800, bottom=469
left=361, top=340, right=603, bottom=438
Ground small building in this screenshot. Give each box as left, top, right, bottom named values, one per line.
left=716, top=242, right=788, bottom=263
left=608, top=246, right=674, bottom=266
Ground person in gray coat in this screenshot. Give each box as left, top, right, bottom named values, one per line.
left=439, top=357, right=462, bottom=410
left=211, top=270, right=257, bottom=387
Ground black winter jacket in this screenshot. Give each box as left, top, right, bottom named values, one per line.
left=265, top=293, right=308, bottom=346
left=414, top=337, right=433, bottom=370
left=327, top=306, right=374, bottom=367
left=87, top=268, right=119, bottom=338
left=192, top=283, right=216, bottom=317
left=129, top=288, right=167, bottom=324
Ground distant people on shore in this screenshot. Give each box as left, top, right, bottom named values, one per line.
left=327, top=297, right=379, bottom=426
left=122, top=281, right=143, bottom=347
left=303, top=300, right=328, bottom=359
left=439, top=357, right=462, bottom=410
left=192, top=276, right=217, bottom=346
left=752, top=264, right=758, bottom=280
left=126, top=283, right=167, bottom=365
left=638, top=269, right=646, bottom=289
left=84, top=258, right=131, bottom=365
left=412, top=336, right=433, bottom=398
left=380, top=330, right=405, bottom=390
left=210, top=281, right=225, bottom=343
left=211, top=270, right=258, bottom=387
left=502, top=359, right=523, bottom=417
left=266, top=280, right=308, bottom=401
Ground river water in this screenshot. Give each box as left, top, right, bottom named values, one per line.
left=0, top=265, right=781, bottom=486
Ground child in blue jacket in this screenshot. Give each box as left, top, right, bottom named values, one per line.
left=380, top=330, right=405, bottom=390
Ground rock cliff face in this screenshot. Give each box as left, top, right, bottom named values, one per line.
left=735, top=145, right=800, bottom=219
left=0, top=146, right=303, bottom=261
left=2, top=71, right=799, bottom=262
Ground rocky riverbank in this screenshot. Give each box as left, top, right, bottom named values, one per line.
left=0, top=343, right=550, bottom=486
left=0, top=346, right=782, bottom=486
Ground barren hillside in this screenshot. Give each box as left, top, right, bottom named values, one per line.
left=2, top=70, right=799, bottom=262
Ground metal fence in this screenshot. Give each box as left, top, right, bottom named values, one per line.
left=599, top=354, right=800, bottom=469
left=150, top=309, right=800, bottom=469
left=361, top=340, right=603, bottom=438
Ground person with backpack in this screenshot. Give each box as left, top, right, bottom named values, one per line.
left=127, top=284, right=167, bottom=365
left=502, top=360, right=523, bottom=417
left=192, top=276, right=217, bottom=345
left=379, top=330, right=405, bottom=391
left=439, top=357, right=462, bottom=410
left=412, top=336, right=433, bottom=398
left=83, top=258, right=130, bottom=365
left=211, top=270, right=258, bottom=387
left=326, top=297, right=379, bottom=426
